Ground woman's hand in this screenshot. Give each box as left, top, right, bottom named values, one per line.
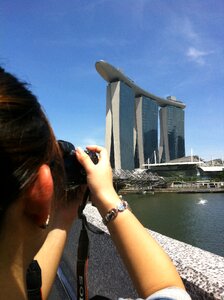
left=75, top=145, right=120, bottom=210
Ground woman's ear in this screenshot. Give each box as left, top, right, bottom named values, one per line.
left=25, top=164, right=54, bottom=227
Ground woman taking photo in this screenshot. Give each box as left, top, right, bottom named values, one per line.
left=0, top=67, right=191, bottom=300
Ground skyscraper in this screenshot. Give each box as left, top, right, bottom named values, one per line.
left=96, top=61, right=186, bottom=170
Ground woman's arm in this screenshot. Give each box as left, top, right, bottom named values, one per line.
left=34, top=227, right=68, bottom=299
left=76, top=146, right=185, bottom=298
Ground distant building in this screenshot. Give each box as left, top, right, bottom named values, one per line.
left=96, top=61, right=186, bottom=170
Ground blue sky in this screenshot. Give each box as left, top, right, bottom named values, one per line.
left=1, top=0, right=224, bottom=161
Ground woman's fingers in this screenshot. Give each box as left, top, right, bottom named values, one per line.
left=76, top=145, right=108, bottom=168
left=75, top=145, right=114, bottom=204
left=85, top=145, right=103, bottom=152
left=75, top=147, right=95, bottom=172
left=86, top=145, right=108, bottom=162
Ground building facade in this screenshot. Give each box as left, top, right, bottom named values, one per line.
left=105, top=81, right=135, bottom=170
left=135, top=96, right=158, bottom=167
left=159, top=105, right=185, bottom=162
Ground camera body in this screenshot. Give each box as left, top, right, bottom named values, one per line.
left=58, top=140, right=98, bottom=188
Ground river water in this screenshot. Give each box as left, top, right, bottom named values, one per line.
left=126, top=192, right=224, bottom=257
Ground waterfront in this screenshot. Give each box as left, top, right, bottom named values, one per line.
left=126, top=192, right=224, bottom=257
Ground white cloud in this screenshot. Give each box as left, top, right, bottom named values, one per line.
left=169, top=17, right=216, bottom=66
left=186, top=47, right=212, bottom=65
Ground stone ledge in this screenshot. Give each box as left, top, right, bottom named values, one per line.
left=50, top=204, right=224, bottom=300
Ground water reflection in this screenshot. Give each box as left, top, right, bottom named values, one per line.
left=197, top=198, right=208, bottom=205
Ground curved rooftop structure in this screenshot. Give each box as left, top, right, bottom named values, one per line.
left=95, top=60, right=186, bottom=109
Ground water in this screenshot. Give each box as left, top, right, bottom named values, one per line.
left=126, top=192, right=224, bottom=257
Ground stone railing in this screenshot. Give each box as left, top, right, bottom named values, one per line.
left=50, top=204, right=224, bottom=300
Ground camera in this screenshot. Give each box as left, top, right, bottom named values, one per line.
left=58, top=140, right=98, bottom=188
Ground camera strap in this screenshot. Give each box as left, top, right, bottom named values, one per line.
left=77, top=189, right=90, bottom=300
left=77, top=215, right=89, bottom=300
left=26, top=260, right=42, bottom=300
left=77, top=189, right=104, bottom=300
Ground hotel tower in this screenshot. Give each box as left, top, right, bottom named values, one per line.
left=95, top=61, right=186, bottom=170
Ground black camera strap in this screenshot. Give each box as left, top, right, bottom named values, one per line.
left=77, top=189, right=90, bottom=300
left=77, top=215, right=89, bottom=300
left=77, top=189, right=104, bottom=300
left=26, top=260, right=42, bottom=300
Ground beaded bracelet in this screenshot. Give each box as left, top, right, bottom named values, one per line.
left=102, top=200, right=130, bottom=225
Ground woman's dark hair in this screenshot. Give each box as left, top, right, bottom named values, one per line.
left=0, top=67, right=65, bottom=220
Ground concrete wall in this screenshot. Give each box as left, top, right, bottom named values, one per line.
left=50, top=204, right=224, bottom=300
